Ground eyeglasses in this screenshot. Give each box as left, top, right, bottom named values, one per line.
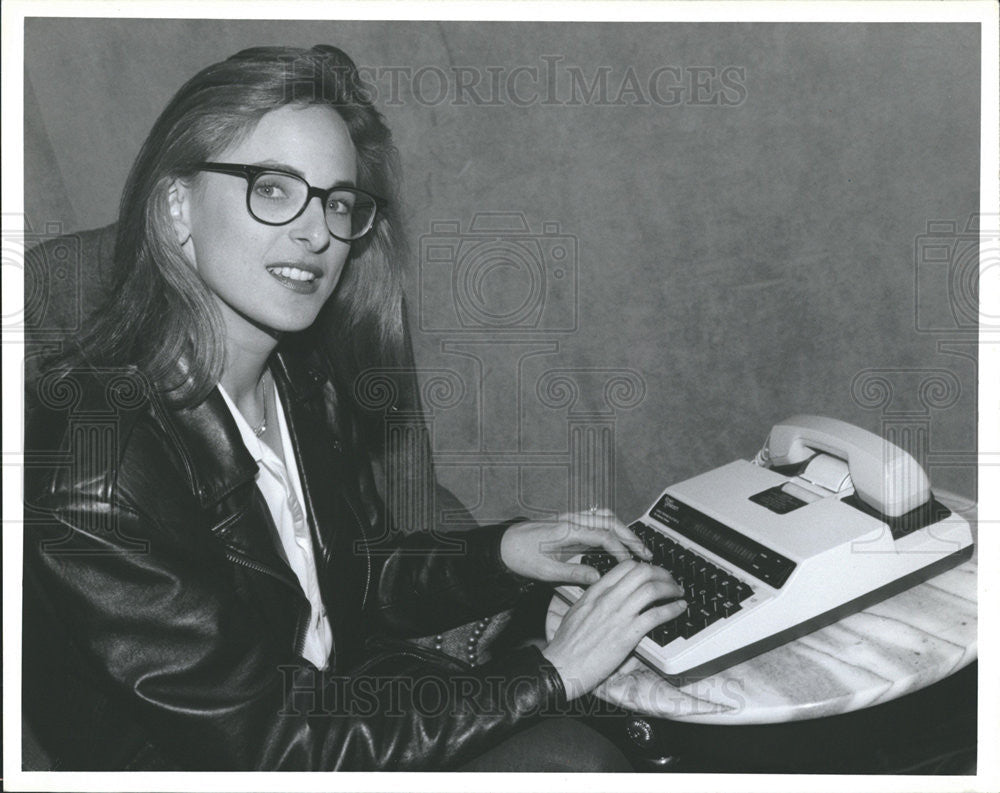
left=195, top=162, right=382, bottom=242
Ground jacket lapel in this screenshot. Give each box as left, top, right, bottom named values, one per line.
left=272, top=350, right=374, bottom=663
left=166, top=386, right=300, bottom=592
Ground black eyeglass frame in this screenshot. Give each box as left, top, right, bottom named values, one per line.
left=195, top=161, right=384, bottom=242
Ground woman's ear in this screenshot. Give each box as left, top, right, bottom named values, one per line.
left=167, top=179, right=193, bottom=247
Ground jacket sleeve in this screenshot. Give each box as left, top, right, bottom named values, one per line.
left=370, top=517, right=535, bottom=636
left=24, top=495, right=567, bottom=771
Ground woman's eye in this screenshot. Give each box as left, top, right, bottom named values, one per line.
left=253, top=180, right=289, bottom=201
left=328, top=197, right=354, bottom=215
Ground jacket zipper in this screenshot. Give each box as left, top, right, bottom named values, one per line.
left=225, top=550, right=310, bottom=657
left=282, top=386, right=371, bottom=612
left=341, top=496, right=372, bottom=610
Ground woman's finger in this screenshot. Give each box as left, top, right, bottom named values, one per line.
left=628, top=578, right=685, bottom=612
left=556, top=525, right=632, bottom=560
left=551, top=559, right=601, bottom=585
left=565, top=511, right=652, bottom=561
left=582, top=560, right=677, bottom=611
left=610, top=522, right=653, bottom=560
left=578, top=557, right=642, bottom=595
left=633, top=600, right=689, bottom=636
left=614, top=567, right=684, bottom=613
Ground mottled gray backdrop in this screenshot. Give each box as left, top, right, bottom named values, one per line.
left=24, top=19, right=980, bottom=523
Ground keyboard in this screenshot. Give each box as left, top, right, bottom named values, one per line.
left=555, top=458, right=974, bottom=684
left=582, top=520, right=755, bottom=647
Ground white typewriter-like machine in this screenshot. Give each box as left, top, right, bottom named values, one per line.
left=556, top=415, right=974, bottom=683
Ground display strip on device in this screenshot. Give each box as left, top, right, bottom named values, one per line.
left=650, top=494, right=795, bottom=587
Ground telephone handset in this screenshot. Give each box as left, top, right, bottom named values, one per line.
left=762, top=415, right=931, bottom=518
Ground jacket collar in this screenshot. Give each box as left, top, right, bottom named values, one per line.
left=165, top=347, right=329, bottom=509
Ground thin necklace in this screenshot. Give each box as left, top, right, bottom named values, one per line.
left=252, top=373, right=268, bottom=438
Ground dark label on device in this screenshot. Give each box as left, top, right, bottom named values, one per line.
left=749, top=485, right=808, bottom=515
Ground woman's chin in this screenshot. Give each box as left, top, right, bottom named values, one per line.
left=263, top=314, right=321, bottom=335
left=219, top=300, right=323, bottom=343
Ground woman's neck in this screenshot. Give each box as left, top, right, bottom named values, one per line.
left=220, top=340, right=275, bottom=444
left=218, top=303, right=281, bottom=405
left=221, top=350, right=272, bottom=405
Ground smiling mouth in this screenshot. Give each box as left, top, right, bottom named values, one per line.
left=267, top=264, right=318, bottom=282
left=266, top=264, right=322, bottom=294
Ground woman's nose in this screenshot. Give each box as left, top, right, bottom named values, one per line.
left=288, top=196, right=332, bottom=251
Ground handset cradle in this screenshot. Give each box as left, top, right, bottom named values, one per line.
left=766, top=415, right=930, bottom=517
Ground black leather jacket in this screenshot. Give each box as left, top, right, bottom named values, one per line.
left=22, top=350, right=566, bottom=770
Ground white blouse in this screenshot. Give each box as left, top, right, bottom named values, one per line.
left=218, top=382, right=334, bottom=669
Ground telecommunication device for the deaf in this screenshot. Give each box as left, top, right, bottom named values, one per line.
left=555, top=415, right=974, bottom=683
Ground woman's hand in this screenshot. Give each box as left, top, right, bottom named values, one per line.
left=499, top=508, right=652, bottom=586
left=541, top=560, right=686, bottom=700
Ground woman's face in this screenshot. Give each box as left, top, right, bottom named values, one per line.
left=171, top=104, right=357, bottom=343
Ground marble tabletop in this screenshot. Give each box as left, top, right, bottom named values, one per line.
left=544, top=491, right=978, bottom=725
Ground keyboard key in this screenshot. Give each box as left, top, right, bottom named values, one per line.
left=648, top=620, right=680, bottom=647
left=630, top=522, right=654, bottom=548
left=718, top=598, right=741, bottom=617
left=693, top=561, right=712, bottom=583
left=660, top=542, right=678, bottom=565
left=679, top=616, right=703, bottom=639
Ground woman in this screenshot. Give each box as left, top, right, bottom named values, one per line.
left=23, top=45, right=685, bottom=771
